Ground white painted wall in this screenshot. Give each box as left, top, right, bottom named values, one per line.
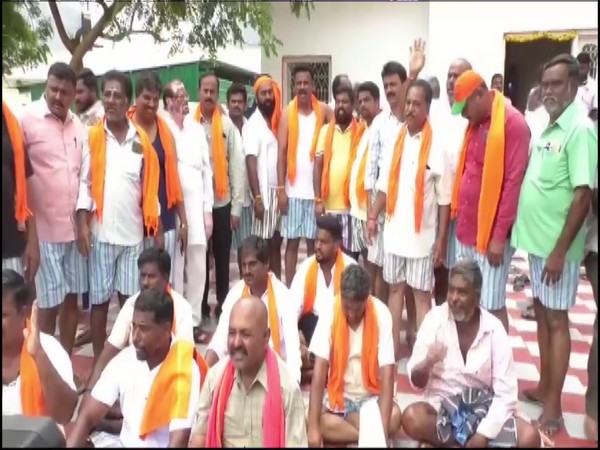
left=428, top=2, right=598, bottom=104
left=262, top=1, right=430, bottom=102
left=1, top=81, right=31, bottom=110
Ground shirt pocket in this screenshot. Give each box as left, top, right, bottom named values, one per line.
left=120, top=150, right=143, bottom=181
left=537, top=146, right=564, bottom=185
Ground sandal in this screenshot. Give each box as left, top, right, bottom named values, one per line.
left=538, top=416, right=564, bottom=438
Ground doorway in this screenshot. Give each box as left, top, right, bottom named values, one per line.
left=504, top=38, right=573, bottom=112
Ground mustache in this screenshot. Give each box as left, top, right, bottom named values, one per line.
left=231, top=347, right=247, bottom=356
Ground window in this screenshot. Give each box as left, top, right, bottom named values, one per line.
left=282, top=56, right=332, bottom=104
left=581, top=43, right=598, bottom=80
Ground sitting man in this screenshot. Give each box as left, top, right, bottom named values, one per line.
left=85, top=247, right=195, bottom=390
left=307, top=265, right=402, bottom=446
left=190, top=296, right=308, bottom=447
left=67, top=288, right=201, bottom=447
left=2, top=269, right=77, bottom=424
left=290, top=214, right=356, bottom=381
left=205, top=235, right=301, bottom=383
left=402, top=259, right=541, bottom=447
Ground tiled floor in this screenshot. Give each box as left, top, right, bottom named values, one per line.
left=72, top=246, right=597, bottom=447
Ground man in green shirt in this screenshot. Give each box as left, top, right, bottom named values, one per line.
left=512, top=54, right=598, bottom=437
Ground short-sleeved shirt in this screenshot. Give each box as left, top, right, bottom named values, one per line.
left=192, top=355, right=308, bottom=447
left=512, top=101, right=598, bottom=261
left=308, top=297, right=395, bottom=402
left=2, top=115, right=33, bottom=259
left=91, top=343, right=200, bottom=447
left=2, top=333, right=76, bottom=416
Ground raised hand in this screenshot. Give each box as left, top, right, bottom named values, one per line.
left=409, top=38, right=427, bottom=76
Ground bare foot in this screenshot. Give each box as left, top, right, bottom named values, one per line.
left=584, top=415, right=598, bottom=442
left=520, top=388, right=546, bottom=406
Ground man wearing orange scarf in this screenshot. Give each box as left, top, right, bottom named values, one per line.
left=76, top=70, right=163, bottom=358
left=348, top=82, right=381, bottom=267
left=2, top=269, right=77, bottom=425
left=195, top=72, right=246, bottom=326
left=131, top=72, right=187, bottom=280
left=368, top=80, right=452, bottom=363
left=307, top=265, right=401, bottom=446
left=244, top=75, right=284, bottom=277
left=205, top=236, right=301, bottom=382
left=190, top=296, right=307, bottom=447
left=314, top=85, right=360, bottom=255
left=277, top=65, right=333, bottom=286
left=1, top=102, right=39, bottom=282
left=450, top=70, right=530, bottom=333
left=68, top=288, right=200, bottom=447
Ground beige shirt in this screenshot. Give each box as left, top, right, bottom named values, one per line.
left=193, top=355, right=308, bottom=448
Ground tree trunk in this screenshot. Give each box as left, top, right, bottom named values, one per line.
left=69, top=52, right=84, bottom=74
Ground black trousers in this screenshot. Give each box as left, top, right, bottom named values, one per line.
left=202, top=203, right=232, bottom=320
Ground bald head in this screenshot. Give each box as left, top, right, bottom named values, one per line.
left=231, top=296, right=269, bottom=331
left=446, top=58, right=473, bottom=106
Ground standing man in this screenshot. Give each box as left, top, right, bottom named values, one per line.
left=21, top=62, right=87, bottom=355
left=576, top=52, right=598, bottom=122
left=76, top=70, right=163, bottom=358
left=368, top=80, right=452, bottom=362
left=163, top=80, right=214, bottom=335
left=278, top=65, right=332, bottom=286
left=130, top=72, right=186, bottom=270
left=451, top=69, right=530, bottom=333
left=512, top=54, right=598, bottom=437
left=348, top=81, right=381, bottom=267
left=244, top=75, right=284, bottom=276
left=2, top=101, right=38, bottom=280
left=194, top=72, right=245, bottom=324
left=314, top=85, right=363, bottom=255
left=226, top=83, right=253, bottom=276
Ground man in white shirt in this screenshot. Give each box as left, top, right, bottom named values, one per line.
left=576, top=52, right=598, bottom=122
left=244, top=75, right=284, bottom=278
left=368, top=80, right=452, bottom=362
left=205, top=235, right=301, bottom=383
left=402, top=260, right=541, bottom=448
left=67, top=288, right=200, bottom=448
left=290, top=215, right=356, bottom=381
left=76, top=70, right=164, bottom=359
left=84, top=247, right=193, bottom=391
left=2, top=269, right=77, bottom=424
left=163, top=80, right=214, bottom=333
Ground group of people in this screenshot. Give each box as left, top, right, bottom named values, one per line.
left=1, top=35, right=598, bottom=448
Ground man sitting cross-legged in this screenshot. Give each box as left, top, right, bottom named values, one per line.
left=307, top=264, right=402, bottom=447
left=67, top=288, right=200, bottom=447
left=402, top=259, right=542, bottom=448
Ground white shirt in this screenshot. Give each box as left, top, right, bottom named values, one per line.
left=406, top=303, right=518, bottom=441
left=162, top=113, right=214, bottom=246
left=290, top=253, right=357, bottom=318
left=285, top=111, right=317, bottom=200
left=243, top=110, right=279, bottom=205
left=578, top=76, right=598, bottom=115
left=308, top=297, right=395, bottom=401
left=365, top=110, right=403, bottom=191
left=377, top=129, right=452, bottom=258
left=107, top=289, right=194, bottom=349
left=207, top=273, right=302, bottom=384
left=525, top=107, right=550, bottom=155
left=349, top=125, right=372, bottom=221
left=429, top=100, right=468, bottom=180
left=91, top=343, right=200, bottom=448
left=77, top=120, right=158, bottom=246
left=2, top=333, right=76, bottom=416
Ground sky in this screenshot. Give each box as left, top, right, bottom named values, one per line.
left=10, top=1, right=262, bottom=81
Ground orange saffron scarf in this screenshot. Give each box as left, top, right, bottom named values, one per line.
left=205, top=347, right=285, bottom=447
left=253, top=76, right=282, bottom=135
left=321, top=118, right=362, bottom=206
left=139, top=339, right=195, bottom=439
left=127, top=107, right=183, bottom=208
left=328, top=295, right=380, bottom=412
left=20, top=319, right=46, bottom=416
left=302, top=250, right=345, bottom=317
left=386, top=121, right=433, bottom=233
left=2, top=101, right=31, bottom=225
left=355, top=144, right=370, bottom=209
left=194, top=105, right=228, bottom=200
left=88, top=120, right=161, bottom=235
left=451, top=92, right=506, bottom=253
left=242, top=276, right=281, bottom=355
left=287, top=95, right=324, bottom=185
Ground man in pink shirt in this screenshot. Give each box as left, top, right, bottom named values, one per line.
left=402, top=259, right=541, bottom=447
left=451, top=70, right=530, bottom=332
left=21, top=62, right=87, bottom=356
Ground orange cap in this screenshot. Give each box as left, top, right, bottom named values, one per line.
left=451, top=70, right=485, bottom=115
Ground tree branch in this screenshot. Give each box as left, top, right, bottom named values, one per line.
left=95, top=0, right=109, bottom=15
left=101, top=28, right=166, bottom=43
left=47, top=0, right=76, bottom=53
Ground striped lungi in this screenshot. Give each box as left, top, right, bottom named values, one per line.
left=529, top=254, right=579, bottom=311
left=251, top=187, right=280, bottom=239
left=231, top=206, right=253, bottom=250
left=383, top=253, right=435, bottom=291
